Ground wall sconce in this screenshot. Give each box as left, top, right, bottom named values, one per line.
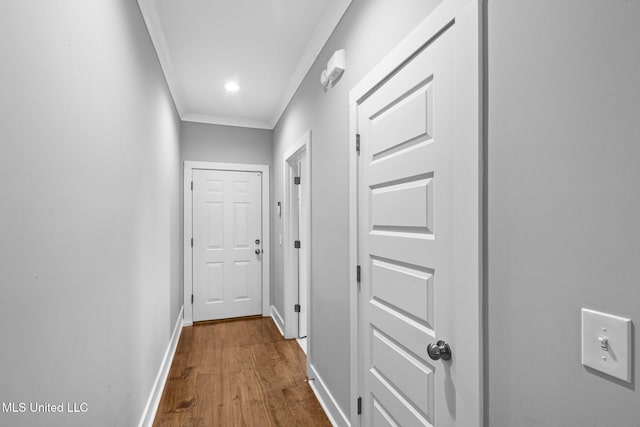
left=320, top=49, right=346, bottom=90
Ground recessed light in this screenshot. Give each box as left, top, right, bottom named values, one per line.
left=225, top=82, right=239, bottom=92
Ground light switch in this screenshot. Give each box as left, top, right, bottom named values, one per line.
left=581, top=308, right=632, bottom=383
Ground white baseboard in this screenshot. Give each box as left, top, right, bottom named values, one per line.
left=308, top=363, right=350, bottom=427
left=270, top=305, right=285, bottom=336
left=138, top=305, right=184, bottom=427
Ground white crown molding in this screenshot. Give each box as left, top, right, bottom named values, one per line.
left=270, top=0, right=353, bottom=128
left=139, top=0, right=351, bottom=130
left=137, top=0, right=186, bottom=117
left=182, top=112, right=272, bottom=130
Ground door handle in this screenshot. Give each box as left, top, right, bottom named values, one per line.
left=427, top=340, right=452, bottom=361
left=255, top=249, right=263, bottom=255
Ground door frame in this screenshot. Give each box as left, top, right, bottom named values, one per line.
left=183, top=161, right=271, bottom=326
left=348, top=0, right=482, bottom=424
left=283, top=131, right=312, bottom=340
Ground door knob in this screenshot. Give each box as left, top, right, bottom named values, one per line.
left=427, top=340, right=452, bottom=361
left=255, top=249, right=261, bottom=255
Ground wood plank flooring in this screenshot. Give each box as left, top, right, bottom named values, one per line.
left=153, top=316, right=331, bottom=427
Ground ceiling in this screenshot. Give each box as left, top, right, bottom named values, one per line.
left=138, top=0, right=352, bottom=129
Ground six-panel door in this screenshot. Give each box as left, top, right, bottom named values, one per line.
left=193, top=169, right=262, bottom=321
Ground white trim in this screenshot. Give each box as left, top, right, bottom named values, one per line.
left=348, top=0, right=483, bottom=425
left=138, top=0, right=351, bottom=130
left=348, top=105, right=360, bottom=425
left=270, top=305, right=285, bottom=337
left=283, top=131, right=312, bottom=340
left=308, top=363, right=350, bottom=427
left=270, top=0, right=352, bottom=127
left=137, top=0, right=185, bottom=117
left=138, top=305, right=184, bottom=427
left=296, top=337, right=308, bottom=355
left=183, top=161, right=271, bottom=325
left=452, top=6, right=484, bottom=424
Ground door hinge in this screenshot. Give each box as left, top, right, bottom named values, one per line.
left=356, top=265, right=361, bottom=283
left=294, top=304, right=301, bottom=313
left=191, top=181, right=193, bottom=191
left=294, top=240, right=301, bottom=249
left=357, top=396, right=362, bottom=415
left=294, top=176, right=301, bottom=185
left=191, top=294, right=194, bottom=304
left=356, top=134, right=360, bottom=154
left=191, top=238, right=194, bottom=248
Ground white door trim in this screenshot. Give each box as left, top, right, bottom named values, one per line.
left=283, top=131, right=312, bottom=341
left=349, top=0, right=482, bottom=424
left=183, top=161, right=271, bottom=325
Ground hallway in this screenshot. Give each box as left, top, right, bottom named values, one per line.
left=3, top=1, right=640, bottom=426
left=153, top=317, right=330, bottom=426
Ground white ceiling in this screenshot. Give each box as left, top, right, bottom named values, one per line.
left=138, top=0, right=352, bottom=129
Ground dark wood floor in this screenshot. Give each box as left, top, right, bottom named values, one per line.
left=153, top=316, right=331, bottom=427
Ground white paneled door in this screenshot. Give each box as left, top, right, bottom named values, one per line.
left=192, top=169, right=263, bottom=321
left=354, top=1, right=481, bottom=425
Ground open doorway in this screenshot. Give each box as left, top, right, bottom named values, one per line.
left=283, top=131, right=311, bottom=357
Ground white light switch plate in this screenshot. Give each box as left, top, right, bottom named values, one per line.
left=581, top=308, right=632, bottom=382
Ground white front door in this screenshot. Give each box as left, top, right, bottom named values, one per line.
left=192, top=169, right=263, bottom=321
left=354, top=1, right=481, bottom=425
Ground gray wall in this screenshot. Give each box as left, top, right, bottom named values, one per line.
left=272, top=0, right=444, bottom=417
left=0, top=1, right=181, bottom=426
left=486, top=1, right=640, bottom=425
left=181, top=121, right=273, bottom=166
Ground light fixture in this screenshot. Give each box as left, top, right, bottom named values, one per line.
left=225, top=81, right=239, bottom=92
left=320, top=49, right=346, bottom=90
